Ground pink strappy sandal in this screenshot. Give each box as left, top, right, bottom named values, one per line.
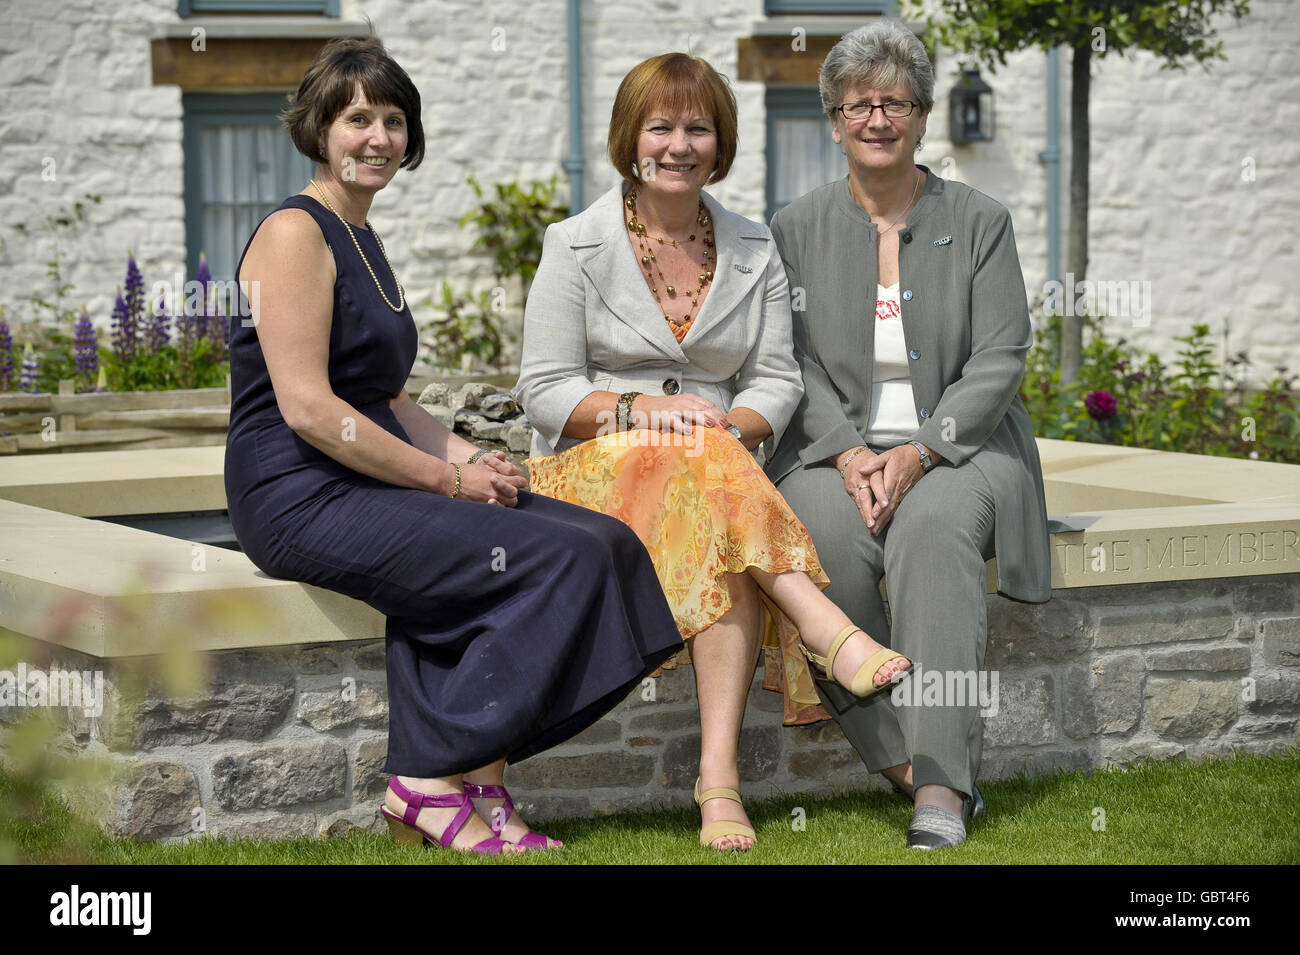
left=463, top=781, right=562, bottom=851
left=380, top=776, right=510, bottom=856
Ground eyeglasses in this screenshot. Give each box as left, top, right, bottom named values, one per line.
left=836, top=100, right=920, bottom=121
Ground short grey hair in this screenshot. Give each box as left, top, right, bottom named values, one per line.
left=819, top=20, right=934, bottom=117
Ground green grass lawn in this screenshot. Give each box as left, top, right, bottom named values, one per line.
left=3, top=750, right=1297, bottom=864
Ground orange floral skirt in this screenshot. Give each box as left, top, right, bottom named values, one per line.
left=527, top=426, right=832, bottom=725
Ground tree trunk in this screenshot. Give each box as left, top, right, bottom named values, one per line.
left=1061, top=42, right=1091, bottom=385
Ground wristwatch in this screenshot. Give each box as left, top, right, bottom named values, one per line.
left=909, top=441, right=934, bottom=473
left=726, top=423, right=743, bottom=441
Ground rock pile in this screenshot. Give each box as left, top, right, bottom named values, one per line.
left=416, top=381, right=533, bottom=468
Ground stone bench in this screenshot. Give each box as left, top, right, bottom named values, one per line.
left=1, top=438, right=1298, bottom=841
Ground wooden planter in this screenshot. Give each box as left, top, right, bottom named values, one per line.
left=0, top=370, right=520, bottom=455
left=0, top=379, right=231, bottom=455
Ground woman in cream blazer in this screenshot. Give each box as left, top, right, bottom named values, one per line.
left=517, top=52, right=912, bottom=853
left=517, top=181, right=799, bottom=462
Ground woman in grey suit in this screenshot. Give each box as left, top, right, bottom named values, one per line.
left=767, top=21, right=1052, bottom=848
left=517, top=52, right=911, bottom=852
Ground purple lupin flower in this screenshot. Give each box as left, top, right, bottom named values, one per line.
left=177, top=289, right=195, bottom=388
left=20, top=342, right=41, bottom=394
left=111, top=290, right=135, bottom=363
left=1085, top=389, right=1118, bottom=421
left=147, top=294, right=171, bottom=355
left=74, top=306, right=99, bottom=389
left=192, top=252, right=212, bottom=344
left=124, top=253, right=145, bottom=336
left=0, top=313, right=13, bottom=391
left=204, top=259, right=228, bottom=362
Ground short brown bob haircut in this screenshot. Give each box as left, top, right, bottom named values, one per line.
left=607, top=53, right=738, bottom=187
left=282, top=37, right=424, bottom=171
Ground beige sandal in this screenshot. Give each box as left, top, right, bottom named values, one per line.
left=800, top=624, right=912, bottom=700
left=694, top=777, right=756, bottom=851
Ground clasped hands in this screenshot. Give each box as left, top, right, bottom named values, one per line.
left=840, top=443, right=931, bottom=536
left=453, top=450, right=527, bottom=507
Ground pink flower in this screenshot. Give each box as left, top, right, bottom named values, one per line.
left=1085, top=389, right=1117, bottom=421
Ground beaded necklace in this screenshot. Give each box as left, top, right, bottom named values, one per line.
left=310, top=179, right=405, bottom=313
left=625, top=188, right=714, bottom=342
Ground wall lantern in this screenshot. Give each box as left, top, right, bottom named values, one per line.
left=949, top=69, right=994, bottom=144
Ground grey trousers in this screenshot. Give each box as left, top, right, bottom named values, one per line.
left=775, top=457, right=997, bottom=799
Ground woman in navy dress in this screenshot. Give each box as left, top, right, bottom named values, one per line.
left=224, top=38, right=682, bottom=856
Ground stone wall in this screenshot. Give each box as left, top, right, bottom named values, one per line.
left=2, top=0, right=1296, bottom=379
left=3, top=572, right=1295, bottom=841
left=415, top=380, right=533, bottom=464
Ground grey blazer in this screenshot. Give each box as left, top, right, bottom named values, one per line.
left=766, top=168, right=1052, bottom=603
left=515, top=182, right=803, bottom=460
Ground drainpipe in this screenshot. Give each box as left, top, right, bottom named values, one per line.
left=1039, top=48, right=1061, bottom=291
left=561, top=0, right=585, bottom=212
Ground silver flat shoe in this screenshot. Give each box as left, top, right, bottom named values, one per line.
left=906, top=783, right=984, bottom=849
left=891, top=780, right=986, bottom=820
left=907, top=805, right=966, bottom=849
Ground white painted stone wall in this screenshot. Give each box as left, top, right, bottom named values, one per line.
left=0, top=0, right=186, bottom=340
left=0, top=0, right=1295, bottom=380
left=912, top=0, right=1300, bottom=381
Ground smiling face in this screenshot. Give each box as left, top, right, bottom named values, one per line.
left=634, top=106, right=718, bottom=201
left=320, top=84, right=408, bottom=193
left=831, top=81, right=928, bottom=178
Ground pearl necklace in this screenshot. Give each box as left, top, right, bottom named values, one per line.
left=625, top=188, right=714, bottom=340
left=310, top=179, right=405, bottom=313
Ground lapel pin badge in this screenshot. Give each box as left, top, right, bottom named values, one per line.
left=734, top=263, right=753, bottom=273
left=933, top=235, right=953, bottom=246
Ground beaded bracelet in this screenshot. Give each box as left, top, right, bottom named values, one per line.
left=616, top=391, right=642, bottom=432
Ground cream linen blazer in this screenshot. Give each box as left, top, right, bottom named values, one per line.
left=514, top=182, right=803, bottom=460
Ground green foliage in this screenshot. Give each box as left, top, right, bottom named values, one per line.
left=420, top=281, right=512, bottom=370
left=6, top=196, right=97, bottom=392
left=459, top=175, right=569, bottom=290
left=3, top=196, right=106, bottom=394
left=9, top=194, right=102, bottom=329
left=105, top=336, right=229, bottom=393
left=4, top=197, right=231, bottom=394
left=902, top=0, right=1251, bottom=68
left=32, top=329, right=78, bottom=394
left=425, top=176, right=569, bottom=372
left=1020, top=313, right=1299, bottom=463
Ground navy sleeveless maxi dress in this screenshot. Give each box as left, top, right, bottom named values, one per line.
left=224, top=194, right=682, bottom=777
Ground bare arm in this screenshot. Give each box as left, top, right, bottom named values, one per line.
left=390, top=391, right=526, bottom=490
left=389, top=391, right=479, bottom=462
left=562, top=391, right=731, bottom=441
left=240, top=209, right=517, bottom=503
left=724, top=407, right=772, bottom=452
